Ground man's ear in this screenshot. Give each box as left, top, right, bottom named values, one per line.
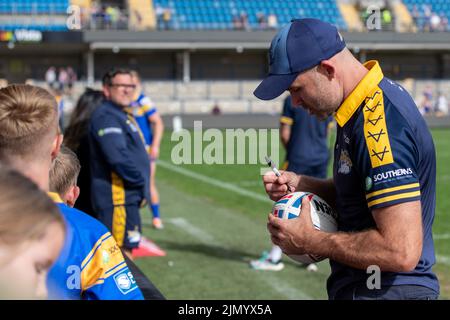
left=65, top=185, right=80, bottom=208
left=51, top=133, right=63, bottom=161
left=319, top=60, right=336, bottom=79
left=103, top=85, right=110, bottom=99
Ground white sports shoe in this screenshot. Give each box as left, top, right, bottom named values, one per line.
left=306, top=263, right=318, bottom=272
left=249, top=251, right=285, bottom=271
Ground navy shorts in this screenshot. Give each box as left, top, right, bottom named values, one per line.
left=97, top=204, right=142, bottom=250
left=333, top=283, right=439, bottom=300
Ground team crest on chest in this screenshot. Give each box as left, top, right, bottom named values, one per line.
left=338, top=149, right=352, bottom=174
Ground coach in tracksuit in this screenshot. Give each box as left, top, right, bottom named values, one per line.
left=88, top=68, right=150, bottom=257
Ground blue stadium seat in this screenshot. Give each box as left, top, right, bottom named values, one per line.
left=0, top=0, right=69, bottom=30
left=153, top=0, right=348, bottom=30
left=403, top=0, right=450, bottom=31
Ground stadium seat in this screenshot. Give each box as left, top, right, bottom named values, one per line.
left=0, top=0, right=68, bottom=30
left=152, top=0, right=348, bottom=30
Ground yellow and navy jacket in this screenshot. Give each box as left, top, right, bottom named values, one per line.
left=47, top=193, right=143, bottom=300
left=128, top=93, right=157, bottom=147
left=329, top=61, right=439, bottom=298
left=88, top=100, right=150, bottom=212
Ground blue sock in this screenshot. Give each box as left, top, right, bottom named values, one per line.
left=151, top=204, right=160, bottom=219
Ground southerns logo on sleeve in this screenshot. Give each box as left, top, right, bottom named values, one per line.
left=366, top=167, right=414, bottom=191
left=113, top=270, right=138, bottom=295
left=373, top=167, right=414, bottom=183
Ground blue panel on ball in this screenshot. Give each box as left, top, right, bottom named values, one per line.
left=292, top=194, right=306, bottom=208
left=278, top=210, right=284, bottom=219
left=288, top=212, right=298, bottom=219
left=276, top=198, right=290, bottom=204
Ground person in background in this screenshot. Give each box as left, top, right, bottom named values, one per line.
left=88, top=68, right=150, bottom=259
left=0, top=84, right=143, bottom=300
left=129, top=70, right=165, bottom=229
left=49, top=146, right=81, bottom=208
left=64, top=88, right=105, bottom=216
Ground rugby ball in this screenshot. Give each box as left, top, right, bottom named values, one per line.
left=272, top=192, right=338, bottom=264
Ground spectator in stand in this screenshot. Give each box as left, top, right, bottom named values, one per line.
left=430, top=12, right=441, bottom=32
left=45, top=66, right=57, bottom=90
left=268, top=13, right=278, bottom=30
left=232, top=14, right=243, bottom=30
left=66, top=67, right=77, bottom=95
left=57, top=67, right=68, bottom=92
left=257, top=12, right=268, bottom=30
left=162, top=7, right=172, bottom=30
left=382, top=8, right=393, bottom=31
left=90, top=1, right=101, bottom=29
left=442, top=14, right=449, bottom=31
left=423, top=4, right=432, bottom=31
left=411, top=5, right=420, bottom=29
left=240, top=12, right=250, bottom=31
left=109, top=6, right=120, bottom=29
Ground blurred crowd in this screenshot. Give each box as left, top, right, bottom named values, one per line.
left=417, top=85, right=449, bottom=117
left=411, top=4, right=449, bottom=32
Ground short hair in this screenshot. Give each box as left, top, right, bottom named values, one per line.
left=0, top=84, right=58, bottom=162
left=102, top=67, right=133, bottom=87
left=49, top=145, right=81, bottom=197
left=0, top=166, right=64, bottom=247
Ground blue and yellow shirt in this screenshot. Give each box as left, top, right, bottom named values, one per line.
left=47, top=193, right=143, bottom=300
left=129, top=93, right=157, bottom=147
left=329, top=61, right=439, bottom=298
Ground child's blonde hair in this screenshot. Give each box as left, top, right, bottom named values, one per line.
left=49, top=146, right=81, bottom=197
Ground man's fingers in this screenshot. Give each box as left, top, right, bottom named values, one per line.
left=300, top=195, right=313, bottom=224
left=268, top=213, right=284, bottom=228
left=262, top=171, right=278, bottom=183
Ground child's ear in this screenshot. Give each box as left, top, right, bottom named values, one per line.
left=65, top=186, right=80, bottom=208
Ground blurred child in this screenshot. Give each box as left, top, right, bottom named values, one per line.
left=49, top=145, right=81, bottom=208
left=0, top=167, right=65, bottom=299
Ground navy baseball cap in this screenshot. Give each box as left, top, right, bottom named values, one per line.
left=254, top=18, right=346, bottom=100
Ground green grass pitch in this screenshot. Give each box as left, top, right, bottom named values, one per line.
left=135, top=127, right=450, bottom=299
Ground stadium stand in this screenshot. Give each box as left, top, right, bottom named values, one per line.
left=152, top=0, right=347, bottom=30
left=0, top=0, right=69, bottom=30
left=403, top=0, right=450, bottom=31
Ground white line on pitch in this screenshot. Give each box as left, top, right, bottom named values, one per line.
left=158, top=160, right=272, bottom=204
left=168, top=217, right=218, bottom=245
left=261, top=274, right=312, bottom=300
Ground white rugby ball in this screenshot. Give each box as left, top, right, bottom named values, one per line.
left=272, top=191, right=338, bottom=264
